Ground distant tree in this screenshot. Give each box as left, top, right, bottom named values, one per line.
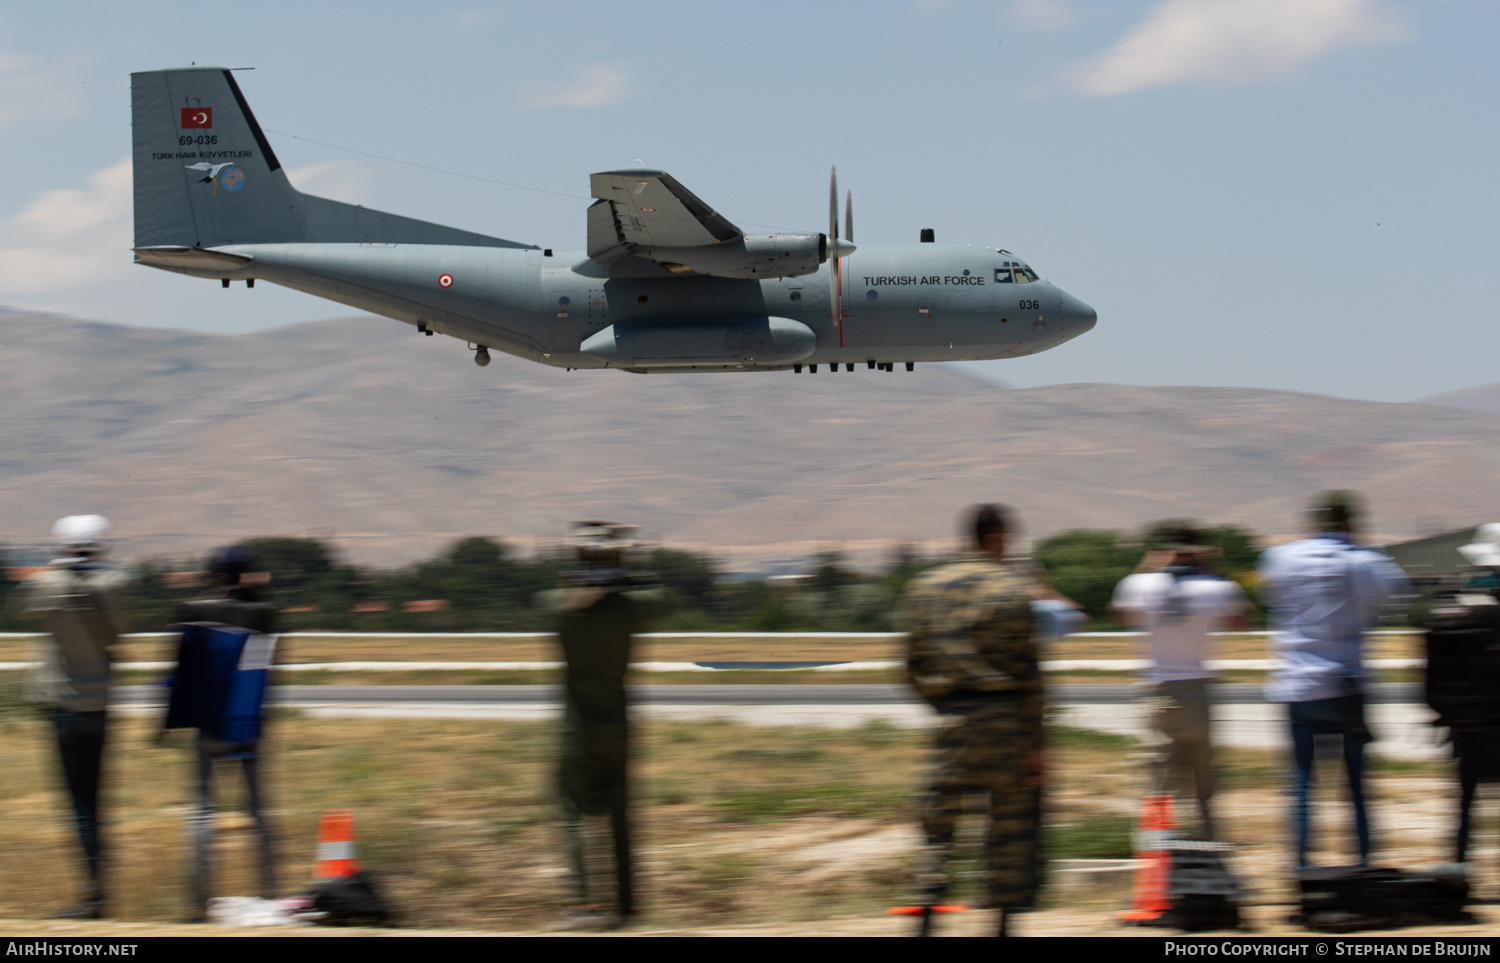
left=127, top=556, right=204, bottom=632
left=646, top=549, right=718, bottom=608
left=714, top=580, right=793, bottom=631
left=811, top=551, right=856, bottom=594
left=399, top=536, right=561, bottom=630
left=884, top=544, right=940, bottom=598
left=242, top=537, right=336, bottom=595
left=1033, top=529, right=1143, bottom=625
left=1200, top=525, right=1261, bottom=574
left=1138, top=520, right=1260, bottom=573
left=0, top=546, right=19, bottom=631
left=1036, top=522, right=1267, bottom=628
left=447, top=536, right=507, bottom=570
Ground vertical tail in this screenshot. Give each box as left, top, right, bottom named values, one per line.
left=131, top=67, right=302, bottom=248
left=131, top=67, right=533, bottom=253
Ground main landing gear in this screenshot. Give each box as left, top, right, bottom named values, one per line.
left=793, top=361, right=914, bottom=373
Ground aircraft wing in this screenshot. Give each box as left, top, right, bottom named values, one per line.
left=587, top=169, right=741, bottom=261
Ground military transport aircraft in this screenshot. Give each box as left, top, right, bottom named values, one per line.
left=132, top=67, right=1096, bottom=373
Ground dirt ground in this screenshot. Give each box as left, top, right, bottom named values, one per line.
left=0, top=631, right=1428, bottom=667
left=0, top=709, right=1493, bottom=938
left=3, top=904, right=1497, bottom=937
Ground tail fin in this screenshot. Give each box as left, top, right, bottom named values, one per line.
left=131, top=67, right=532, bottom=250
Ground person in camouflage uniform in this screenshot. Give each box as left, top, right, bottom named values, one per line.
left=539, top=522, right=666, bottom=928
left=899, top=504, right=1043, bottom=937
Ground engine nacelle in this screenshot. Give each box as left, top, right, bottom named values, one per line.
left=637, top=233, right=827, bottom=279
left=580, top=316, right=816, bottom=367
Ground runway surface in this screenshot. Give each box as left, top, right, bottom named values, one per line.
left=109, top=683, right=1445, bottom=758
left=115, top=681, right=1423, bottom=706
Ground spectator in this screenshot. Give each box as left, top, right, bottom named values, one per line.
left=1112, top=526, right=1247, bottom=840
left=1258, top=492, right=1409, bottom=868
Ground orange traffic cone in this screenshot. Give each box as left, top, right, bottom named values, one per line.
left=314, top=809, right=361, bottom=879
left=1118, top=793, right=1175, bottom=924
left=886, top=904, right=968, bottom=916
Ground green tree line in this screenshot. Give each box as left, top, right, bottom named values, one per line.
left=0, top=521, right=1266, bottom=634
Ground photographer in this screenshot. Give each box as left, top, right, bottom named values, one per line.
left=1112, top=526, right=1247, bottom=840
left=1259, top=492, right=1409, bottom=869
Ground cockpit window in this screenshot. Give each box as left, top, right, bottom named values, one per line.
left=998, top=260, right=1039, bottom=283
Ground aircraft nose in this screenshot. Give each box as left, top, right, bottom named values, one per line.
left=1060, top=291, right=1097, bottom=334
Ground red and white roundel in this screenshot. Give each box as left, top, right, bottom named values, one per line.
left=438, top=273, right=454, bottom=289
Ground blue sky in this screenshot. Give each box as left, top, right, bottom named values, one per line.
left=0, top=0, right=1493, bottom=402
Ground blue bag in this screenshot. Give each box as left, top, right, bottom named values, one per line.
left=165, top=622, right=277, bottom=744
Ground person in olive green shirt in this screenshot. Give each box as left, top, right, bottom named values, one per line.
left=538, top=522, right=665, bottom=928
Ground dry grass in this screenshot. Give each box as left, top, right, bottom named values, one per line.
left=0, top=704, right=1485, bottom=933
left=0, top=712, right=929, bottom=928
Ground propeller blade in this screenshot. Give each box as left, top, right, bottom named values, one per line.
left=845, top=189, right=853, bottom=244
left=828, top=167, right=841, bottom=343
left=829, top=166, right=839, bottom=240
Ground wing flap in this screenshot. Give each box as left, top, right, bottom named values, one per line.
left=588, top=170, right=741, bottom=252
left=586, top=199, right=629, bottom=261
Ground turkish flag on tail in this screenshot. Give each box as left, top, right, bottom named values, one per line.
left=180, top=108, right=213, bottom=129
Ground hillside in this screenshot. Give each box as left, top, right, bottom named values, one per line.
left=3, top=311, right=1499, bottom=566
left=1422, top=382, right=1500, bottom=417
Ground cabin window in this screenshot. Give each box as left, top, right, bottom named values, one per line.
left=866, top=289, right=878, bottom=300
left=790, top=291, right=802, bottom=301
left=558, top=296, right=570, bottom=306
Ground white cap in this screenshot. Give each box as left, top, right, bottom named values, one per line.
left=1459, top=522, right=1500, bottom=568
left=52, top=514, right=111, bottom=549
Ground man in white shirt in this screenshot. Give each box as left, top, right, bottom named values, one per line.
left=1113, top=527, right=1248, bottom=840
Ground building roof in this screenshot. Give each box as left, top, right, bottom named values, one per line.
left=1383, top=526, right=1481, bottom=578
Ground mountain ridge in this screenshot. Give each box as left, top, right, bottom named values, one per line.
left=3, top=311, right=1498, bottom=567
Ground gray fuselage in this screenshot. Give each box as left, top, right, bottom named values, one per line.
left=199, top=240, right=1096, bottom=373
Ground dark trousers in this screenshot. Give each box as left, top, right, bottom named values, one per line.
left=1289, top=695, right=1371, bottom=869
left=1452, top=731, right=1500, bottom=863
left=560, top=718, right=632, bottom=916
left=190, top=737, right=277, bottom=913
left=561, top=786, right=632, bottom=916
left=52, top=709, right=107, bottom=895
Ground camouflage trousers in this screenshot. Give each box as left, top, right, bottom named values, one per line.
left=916, top=704, right=1042, bottom=908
